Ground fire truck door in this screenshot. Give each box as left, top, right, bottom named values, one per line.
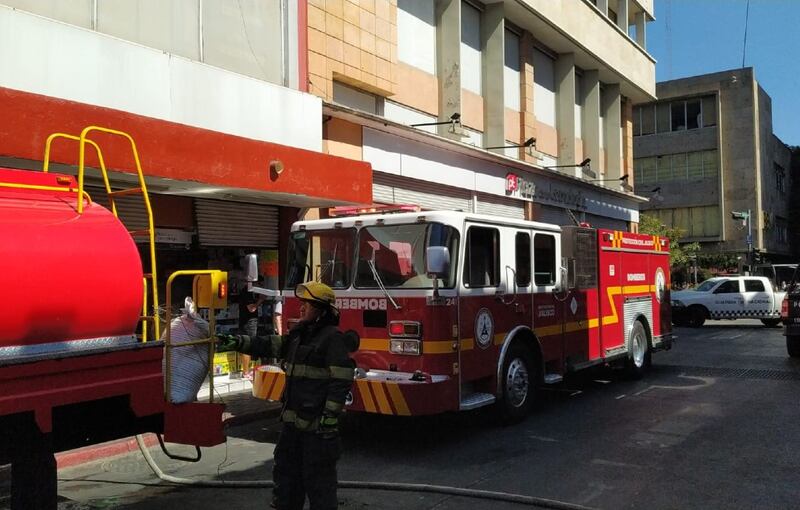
left=458, top=224, right=520, bottom=385
left=531, top=232, right=565, bottom=373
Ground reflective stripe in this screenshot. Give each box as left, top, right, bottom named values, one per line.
left=324, top=399, right=343, bottom=413
left=285, top=363, right=330, bottom=379
left=330, top=366, right=355, bottom=380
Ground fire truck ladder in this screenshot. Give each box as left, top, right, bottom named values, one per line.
left=42, top=126, right=160, bottom=341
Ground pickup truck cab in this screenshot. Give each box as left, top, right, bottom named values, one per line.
left=671, top=276, right=784, bottom=328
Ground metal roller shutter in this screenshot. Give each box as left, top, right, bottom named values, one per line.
left=532, top=205, right=570, bottom=226
left=86, top=186, right=149, bottom=231
left=476, top=192, right=525, bottom=219
left=373, top=172, right=472, bottom=212
left=195, top=198, right=279, bottom=248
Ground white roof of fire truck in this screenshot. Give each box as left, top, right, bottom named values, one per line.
left=293, top=210, right=562, bottom=233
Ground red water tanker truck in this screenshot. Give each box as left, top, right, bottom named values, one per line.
left=0, top=127, right=227, bottom=509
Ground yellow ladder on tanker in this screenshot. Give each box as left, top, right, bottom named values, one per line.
left=42, top=126, right=160, bottom=341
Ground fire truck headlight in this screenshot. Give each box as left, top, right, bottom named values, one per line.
left=390, top=339, right=421, bottom=355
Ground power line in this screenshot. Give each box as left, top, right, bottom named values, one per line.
left=742, top=0, right=750, bottom=68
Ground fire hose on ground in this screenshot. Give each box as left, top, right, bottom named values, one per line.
left=135, top=435, right=597, bottom=510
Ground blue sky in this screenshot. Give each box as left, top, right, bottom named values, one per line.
left=647, top=0, right=800, bottom=146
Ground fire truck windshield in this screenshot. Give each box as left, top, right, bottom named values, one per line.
left=354, top=223, right=459, bottom=289
left=286, top=229, right=355, bottom=289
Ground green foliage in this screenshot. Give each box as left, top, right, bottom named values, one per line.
left=638, top=214, right=699, bottom=267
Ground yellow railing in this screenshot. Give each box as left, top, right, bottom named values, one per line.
left=42, top=127, right=159, bottom=340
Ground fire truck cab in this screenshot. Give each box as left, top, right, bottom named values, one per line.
left=255, top=210, right=672, bottom=420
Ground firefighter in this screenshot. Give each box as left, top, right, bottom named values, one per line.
left=217, top=281, right=358, bottom=510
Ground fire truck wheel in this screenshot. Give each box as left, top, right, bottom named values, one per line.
left=687, top=306, right=707, bottom=328
left=787, top=336, right=800, bottom=357
left=499, top=343, right=538, bottom=421
left=624, top=321, right=650, bottom=379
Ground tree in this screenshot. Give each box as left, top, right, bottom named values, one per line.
left=638, top=214, right=700, bottom=268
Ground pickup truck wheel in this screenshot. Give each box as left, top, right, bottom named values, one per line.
left=687, top=306, right=707, bottom=328
left=787, top=336, right=800, bottom=357
left=624, top=321, right=650, bottom=379
left=761, top=318, right=781, bottom=328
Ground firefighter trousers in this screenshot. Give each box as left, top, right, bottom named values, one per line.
left=273, top=423, right=342, bottom=510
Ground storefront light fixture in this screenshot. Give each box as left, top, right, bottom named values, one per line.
left=544, top=158, right=595, bottom=178
left=485, top=137, right=536, bottom=155
left=589, top=173, right=633, bottom=191
left=410, top=112, right=462, bottom=133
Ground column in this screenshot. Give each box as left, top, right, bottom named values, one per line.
left=435, top=0, right=462, bottom=140
left=482, top=3, right=505, bottom=150
left=582, top=70, right=601, bottom=179
left=602, top=83, right=623, bottom=187
left=555, top=53, right=577, bottom=176
left=519, top=31, right=537, bottom=163
left=616, top=0, right=628, bottom=33
left=635, top=10, right=647, bottom=48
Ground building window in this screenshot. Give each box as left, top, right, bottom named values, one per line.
left=775, top=164, right=786, bottom=193
left=460, top=1, right=482, bottom=95
left=702, top=95, right=717, bottom=127
left=504, top=29, right=521, bottom=111
left=656, top=102, right=671, bottom=133
left=397, top=0, right=436, bottom=75
left=671, top=101, right=686, bottom=131
left=652, top=205, right=721, bottom=238
left=635, top=95, right=717, bottom=136
left=464, top=226, right=499, bottom=287
left=776, top=217, right=788, bottom=243
left=686, top=99, right=701, bottom=130
left=635, top=149, right=719, bottom=184
left=533, top=48, right=556, bottom=128
left=640, top=104, right=655, bottom=135
left=333, top=82, right=383, bottom=115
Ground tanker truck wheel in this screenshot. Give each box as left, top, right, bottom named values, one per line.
left=498, top=343, right=538, bottom=423
left=787, top=336, right=800, bottom=358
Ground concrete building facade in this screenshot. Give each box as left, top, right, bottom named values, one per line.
left=633, top=68, right=793, bottom=261
left=0, top=0, right=658, bottom=235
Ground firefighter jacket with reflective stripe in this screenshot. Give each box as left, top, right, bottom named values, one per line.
left=239, top=322, right=355, bottom=431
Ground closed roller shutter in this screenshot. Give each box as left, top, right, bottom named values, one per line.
left=476, top=192, right=524, bottom=219
left=195, top=198, right=279, bottom=248
left=86, top=186, right=149, bottom=231
left=373, top=172, right=472, bottom=212
left=533, top=205, right=570, bottom=226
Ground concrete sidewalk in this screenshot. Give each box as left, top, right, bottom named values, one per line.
left=55, top=381, right=281, bottom=469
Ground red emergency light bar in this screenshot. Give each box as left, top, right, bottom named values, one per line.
left=328, top=203, right=421, bottom=217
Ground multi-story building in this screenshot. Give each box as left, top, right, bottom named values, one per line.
left=632, top=68, right=793, bottom=262
left=314, top=0, right=656, bottom=229
left=0, top=0, right=659, bottom=277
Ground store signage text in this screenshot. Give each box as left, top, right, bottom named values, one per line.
left=505, top=172, right=588, bottom=210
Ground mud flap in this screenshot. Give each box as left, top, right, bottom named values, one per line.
left=163, top=402, right=225, bottom=447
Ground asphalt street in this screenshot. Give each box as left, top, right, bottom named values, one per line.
left=11, top=319, right=800, bottom=509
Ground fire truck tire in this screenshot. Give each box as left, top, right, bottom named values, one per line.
left=787, top=336, right=800, bottom=357
left=498, top=343, right=538, bottom=422
left=624, top=320, right=650, bottom=379
left=687, top=306, right=707, bottom=328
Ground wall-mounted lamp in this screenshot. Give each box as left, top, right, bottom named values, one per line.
left=485, top=137, right=536, bottom=155
left=544, top=158, right=594, bottom=178
left=589, top=173, right=632, bottom=191
left=411, top=112, right=461, bottom=132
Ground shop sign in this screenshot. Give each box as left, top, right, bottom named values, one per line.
left=505, top=172, right=588, bottom=210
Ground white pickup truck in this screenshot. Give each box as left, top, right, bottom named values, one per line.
left=671, top=276, right=785, bottom=328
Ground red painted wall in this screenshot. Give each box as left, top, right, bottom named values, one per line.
left=0, top=87, right=371, bottom=205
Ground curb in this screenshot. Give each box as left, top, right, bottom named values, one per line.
left=56, top=392, right=282, bottom=470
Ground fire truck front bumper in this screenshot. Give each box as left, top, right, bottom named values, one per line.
left=253, top=366, right=458, bottom=416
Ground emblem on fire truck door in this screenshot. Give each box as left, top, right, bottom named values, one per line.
left=475, top=308, right=494, bottom=349
left=655, top=268, right=666, bottom=303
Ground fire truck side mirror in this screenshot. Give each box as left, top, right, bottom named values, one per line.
left=426, top=246, right=451, bottom=276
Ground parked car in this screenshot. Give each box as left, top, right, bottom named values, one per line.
left=671, top=276, right=784, bottom=328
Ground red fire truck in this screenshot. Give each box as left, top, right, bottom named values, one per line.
left=254, top=210, right=672, bottom=419
left=0, top=127, right=227, bottom=509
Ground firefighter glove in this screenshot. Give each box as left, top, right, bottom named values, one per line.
left=317, top=414, right=339, bottom=437
left=216, top=334, right=243, bottom=353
